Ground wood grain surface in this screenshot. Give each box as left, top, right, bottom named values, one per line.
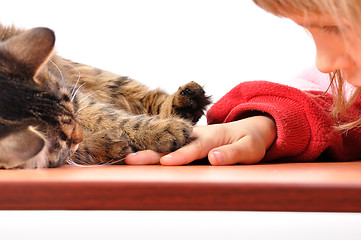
left=0, top=162, right=360, bottom=211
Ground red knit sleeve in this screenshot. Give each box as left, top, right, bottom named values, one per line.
left=206, top=81, right=361, bottom=162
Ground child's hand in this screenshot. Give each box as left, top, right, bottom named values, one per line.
left=125, top=115, right=276, bottom=165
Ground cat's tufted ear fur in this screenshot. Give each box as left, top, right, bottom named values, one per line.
left=0, top=27, right=55, bottom=77
left=0, top=127, right=45, bottom=169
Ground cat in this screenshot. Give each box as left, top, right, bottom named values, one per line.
left=0, top=24, right=211, bottom=169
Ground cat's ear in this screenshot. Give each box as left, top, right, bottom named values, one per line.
left=1, top=27, right=55, bottom=77
left=0, top=127, right=45, bottom=169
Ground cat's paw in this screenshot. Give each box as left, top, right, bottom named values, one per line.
left=128, top=117, right=193, bottom=153
left=152, top=118, right=193, bottom=152
left=76, top=130, right=133, bottom=165
left=105, top=134, right=133, bottom=163
left=172, top=81, right=211, bottom=124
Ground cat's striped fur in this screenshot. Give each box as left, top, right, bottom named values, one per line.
left=0, top=24, right=210, bottom=168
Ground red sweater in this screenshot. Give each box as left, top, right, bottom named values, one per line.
left=206, top=76, right=361, bottom=162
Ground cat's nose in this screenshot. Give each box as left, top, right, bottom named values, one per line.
left=71, top=123, right=83, bottom=145
left=61, top=121, right=83, bottom=145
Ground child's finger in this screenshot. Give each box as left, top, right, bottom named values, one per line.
left=125, top=150, right=166, bottom=165
left=208, top=136, right=266, bottom=165
left=160, top=139, right=208, bottom=165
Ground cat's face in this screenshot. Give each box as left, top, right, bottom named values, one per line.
left=0, top=27, right=83, bottom=169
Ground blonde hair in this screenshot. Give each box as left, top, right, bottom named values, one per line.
left=253, top=0, right=361, bottom=131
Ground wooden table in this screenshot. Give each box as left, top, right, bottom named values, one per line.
left=0, top=161, right=360, bottom=212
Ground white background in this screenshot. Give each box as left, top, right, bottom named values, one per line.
left=1, top=1, right=360, bottom=239
left=1, top=211, right=361, bottom=240
left=0, top=0, right=316, bottom=121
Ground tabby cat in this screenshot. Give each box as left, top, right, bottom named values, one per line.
left=0, top=24, right=210, bottom=169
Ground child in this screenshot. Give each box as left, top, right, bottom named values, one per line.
left=125, top=0, right=361, bottom=165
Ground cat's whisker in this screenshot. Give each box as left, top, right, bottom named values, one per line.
left=66, top=158, right=97, bottom=167
left=67, top=61, right=81, bottom=98
left=67, top=157, right=126, bottom=167
left=102, top=158, right=126, bottom=165
left=49, top=59, right=64, bottom=81
left=77, top=86, right=107, bottom=104
left=49, top=59, right=82, bottom=103
left=71, top=83, right=85, bottom=102
left=74, top=105, right=90, bottom=116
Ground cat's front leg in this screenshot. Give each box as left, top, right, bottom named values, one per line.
left=72, top=129, right=133, bottom=165
left=121, top=115, right=193, bottom=153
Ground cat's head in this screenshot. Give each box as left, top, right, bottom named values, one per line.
left=0, top=26, right=83, bottom=169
